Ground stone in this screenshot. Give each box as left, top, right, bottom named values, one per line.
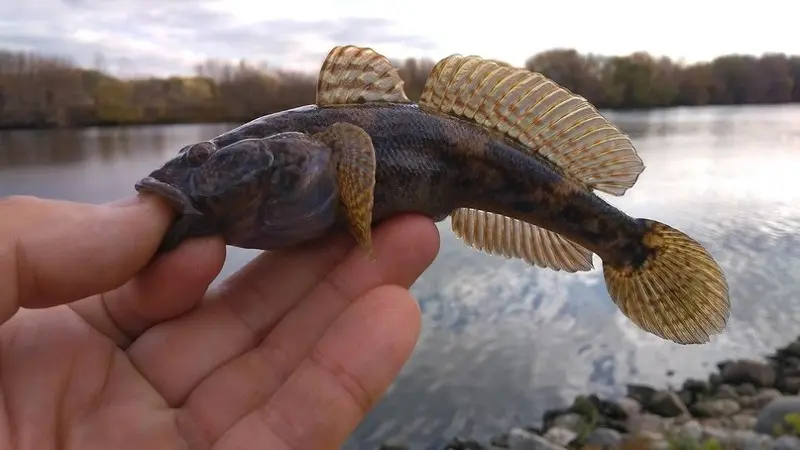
left=629, top=431, right=668, bottom=450
left=701, top=426, right=732, bottom=442
left=781, top=366, right=800, bottom=378
left=692, top=398, right=741, bottom=417
left=676, top=420, right=703, bottom=441
left=379, top=443, right=409, bottom=450
left=784, top=355, right=800, bottom=369
left=626, top=413, right=666, bottom=434
left=592, top=397, right=628, bottom=420
left=774, top=435, right=800, bottom=450
left=737, top=383, right=758, bottom=396
left=647, top=390, right=689, bottom=417
left=751, top=389, right=783, bottom=409
left=678, top=389, right=694, bottom=407
left=582, top=428, right=622, bottom=449
left=626, top=384, right=658, bottom=405
left=596, top=418, right=628, bottom=434
left=779, top=376, right=800, bottom=394
left=715, top=384, right=739, bottom=400
left=755, top=396, right=800, bottom=435
left=721, top=359, right=777, bottom=387
left=781, top=341, right=800, bottom=358
left=549, top=413, right=584, bottom=434
left=508, top=428, right=565, bottom=450
left=739, top=395, right=756, bottom=409
left=683, top=378, right=711, bottom=394
left=700, top=417, right=725, bottom=429
left=442, top=437, right=486, bottom=449
left=673, top=414, right=693, bottom=426
left=728, top=429, right=773, bottom=450
left=541, top=409, right=568, bottom=429
left=730, top=413, right=758, bottom=429
left=613, top=397, right=641, bottom=418
left=542, top=427, right=575, bottom=447
left=489, top=433, right=510, bottom=448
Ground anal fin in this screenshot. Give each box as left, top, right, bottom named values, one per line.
left=451, top=208, right=594, bottom=272
left=313, top=122, right=377, bottom=256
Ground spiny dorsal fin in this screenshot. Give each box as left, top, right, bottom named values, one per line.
left=418, top=54, right=645, bottom=196
left=451, top=208, right=594, bottom=272
left=317, top=45, right=411, bottom=106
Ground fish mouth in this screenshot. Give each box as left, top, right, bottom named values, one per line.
left=135, top=176, right=201, bottom=216
left=135, top=176, right=213, bottom=253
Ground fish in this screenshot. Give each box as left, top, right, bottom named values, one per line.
left=135, top=45, right=730, bottom=345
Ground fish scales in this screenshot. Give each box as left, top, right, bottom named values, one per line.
left=209, top=103, right=646, bottom=268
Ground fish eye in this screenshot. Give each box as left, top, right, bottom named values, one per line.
left=185, top=142, right=215, bottom=166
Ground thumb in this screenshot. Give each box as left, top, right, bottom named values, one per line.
left=0, top=194, right=174, bottom=323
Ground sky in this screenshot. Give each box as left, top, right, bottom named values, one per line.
left=1, top=0, right=797, bottom=78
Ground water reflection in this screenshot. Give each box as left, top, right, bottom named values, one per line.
left=350, top=201, right=800, bottom=448
left=0, top=106, right=799, bottom=449
left=0, top=123, right=237, bottom=201
left=0, top=123, right=238, bottom=168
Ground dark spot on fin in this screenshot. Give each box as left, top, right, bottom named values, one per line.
left=417, top=54, right=645, bottom=196
left=313, top=122, right=377, bottom=257
left=450, top=208, right=594, bottom=272
left=316, top=45, right=412, bottom=107
left=602, top=219, right=730, bottom=345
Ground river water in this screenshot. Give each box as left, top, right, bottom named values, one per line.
left=2, top=105, right=799, bottom=449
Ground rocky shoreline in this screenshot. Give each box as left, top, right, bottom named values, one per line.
left=381, top=336, right=800, bottom=450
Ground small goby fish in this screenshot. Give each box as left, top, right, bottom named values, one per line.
left=135, top=45, right=730, bottom=345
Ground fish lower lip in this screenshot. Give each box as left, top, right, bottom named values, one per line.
left=135, top=176, right=200, bottom=216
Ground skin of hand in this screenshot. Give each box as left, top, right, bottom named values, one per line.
left=0, top=194, right=440, bottom=450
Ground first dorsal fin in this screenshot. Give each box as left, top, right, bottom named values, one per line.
left=317, top=45, right=412, bottom=106
left=418, top=54, right=645, bottom=196
left=451, top=208, right=594, bottom=272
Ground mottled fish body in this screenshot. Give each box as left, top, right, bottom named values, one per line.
left=136, top=45, right=730, bottom=345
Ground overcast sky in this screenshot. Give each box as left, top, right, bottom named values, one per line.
left=1, top=0, right=797, bottom=78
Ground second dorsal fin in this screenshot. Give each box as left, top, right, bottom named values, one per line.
left=418, top=54, right=645, bottom=196
left=316, top=45, right=412, bottom=106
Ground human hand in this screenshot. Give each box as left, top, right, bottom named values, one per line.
left=0, top=194, right=439, bottom=449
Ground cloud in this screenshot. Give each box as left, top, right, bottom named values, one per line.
left=1, top=0, right=797, bottom=79
left=0, top=0, right=437, bottom=77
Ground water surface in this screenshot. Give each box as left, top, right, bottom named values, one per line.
left=1, top=105, right=799, bottom=449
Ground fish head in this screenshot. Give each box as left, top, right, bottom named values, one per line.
left=135, top=132, right=338, bottom=250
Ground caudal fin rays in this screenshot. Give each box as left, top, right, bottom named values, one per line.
left=603, top=220, right=730, bottom=344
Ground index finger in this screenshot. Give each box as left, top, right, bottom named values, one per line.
left=0, top=194, right=173, bottom=321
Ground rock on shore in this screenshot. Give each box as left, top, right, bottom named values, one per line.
left=380, top=336, right=800, bottom=450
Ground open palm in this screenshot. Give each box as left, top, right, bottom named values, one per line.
left=0, top=196, right=439, bottom=449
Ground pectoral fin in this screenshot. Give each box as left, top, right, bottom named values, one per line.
left=313, top=122, right=377, bottom=256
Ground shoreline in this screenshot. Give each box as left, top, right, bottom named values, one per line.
left=380, top=336, right=800, bottom=450
left=1, top=103, right=798, bottom=133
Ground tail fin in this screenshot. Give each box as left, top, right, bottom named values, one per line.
left=603, top=219, right=730, bottom=345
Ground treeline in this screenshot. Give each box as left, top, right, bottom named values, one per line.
left=0, top=48, right=798, bottom=130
